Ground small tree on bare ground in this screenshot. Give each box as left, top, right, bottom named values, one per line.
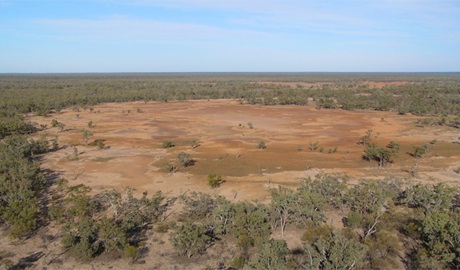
left=81, top=129, right=93, bottom=145
left=363, top=142, right=399, bottom=168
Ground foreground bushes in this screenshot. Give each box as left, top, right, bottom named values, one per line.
left=1, top=136, right=459, bottom=268
left=0, top=135, right=53, bottom=237
left=169, top=175, right=460, bottom=269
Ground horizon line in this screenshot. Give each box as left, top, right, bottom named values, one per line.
left=1, top=71, right=459, bottom=75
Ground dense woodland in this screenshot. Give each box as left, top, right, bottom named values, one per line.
left=0, top=73, right=460, bottom=269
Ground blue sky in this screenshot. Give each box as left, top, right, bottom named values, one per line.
left=1, top=0, right=459, bottom=72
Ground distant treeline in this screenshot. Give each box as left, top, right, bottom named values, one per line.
left=1, top=73, right=459, bottom=138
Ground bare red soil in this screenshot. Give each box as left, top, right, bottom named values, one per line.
left=3, top=99, right=458, bottom=270
left=28, top=99, right=460, bottom=202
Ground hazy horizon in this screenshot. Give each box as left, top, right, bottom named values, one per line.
left=2, top=72, right=460, bottom=75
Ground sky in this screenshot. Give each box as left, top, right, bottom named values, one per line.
left=0, top=0, right=459, bottom=73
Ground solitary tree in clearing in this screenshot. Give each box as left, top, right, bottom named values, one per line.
left=363, top=143, right=399, bottom=168
left=208, top=174, right=223, bottom=188
left=81, top=129, right=93, bottom=145
left=177, top=152, right=192, bottom=167
left=258, top=141, right=267, bottom=149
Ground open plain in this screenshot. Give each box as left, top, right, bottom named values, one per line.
left=31, top=99, right=460, bottom=202
left=1, top=74, right=459, bottom=270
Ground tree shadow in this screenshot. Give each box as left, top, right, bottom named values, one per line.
left=187, top=159, right=197, bottom=166
left=291, top=247, right=304, bottom=255
left=41, top=168, right=62, bottom=188
left=11, top=251, right=43, bottom=270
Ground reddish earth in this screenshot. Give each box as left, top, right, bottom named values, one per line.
left=28, top=99, right=459, bottom=201
left=7, top=99, right=458, bottom=269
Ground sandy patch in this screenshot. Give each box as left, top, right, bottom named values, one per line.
left=29, top=100, right=460, bottom=201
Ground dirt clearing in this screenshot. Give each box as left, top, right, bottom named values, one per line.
left=29, top=99, right=460, bottom=202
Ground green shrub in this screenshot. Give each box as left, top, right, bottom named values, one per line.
left=413, top=144, right=429, bottom=158
left=169, top=223, right=212, bottom=258
left=309, top=141, right=319, bottom=151
left=258, top=141, right=266, bottom=149
left=155, top=222, right=170, bottom=233
left=124, top=245, right=138, bottom=261
left=162, top=141, right=174, bottom=148
left=345, top=211, right=363, bottom=228
left=208, top=174, right=223, bottom=188
left=177, top=152, right=192, bottom=167
left=229, top=253, right=246, bottom=269
left=164, top=162, right=176, bottom=172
